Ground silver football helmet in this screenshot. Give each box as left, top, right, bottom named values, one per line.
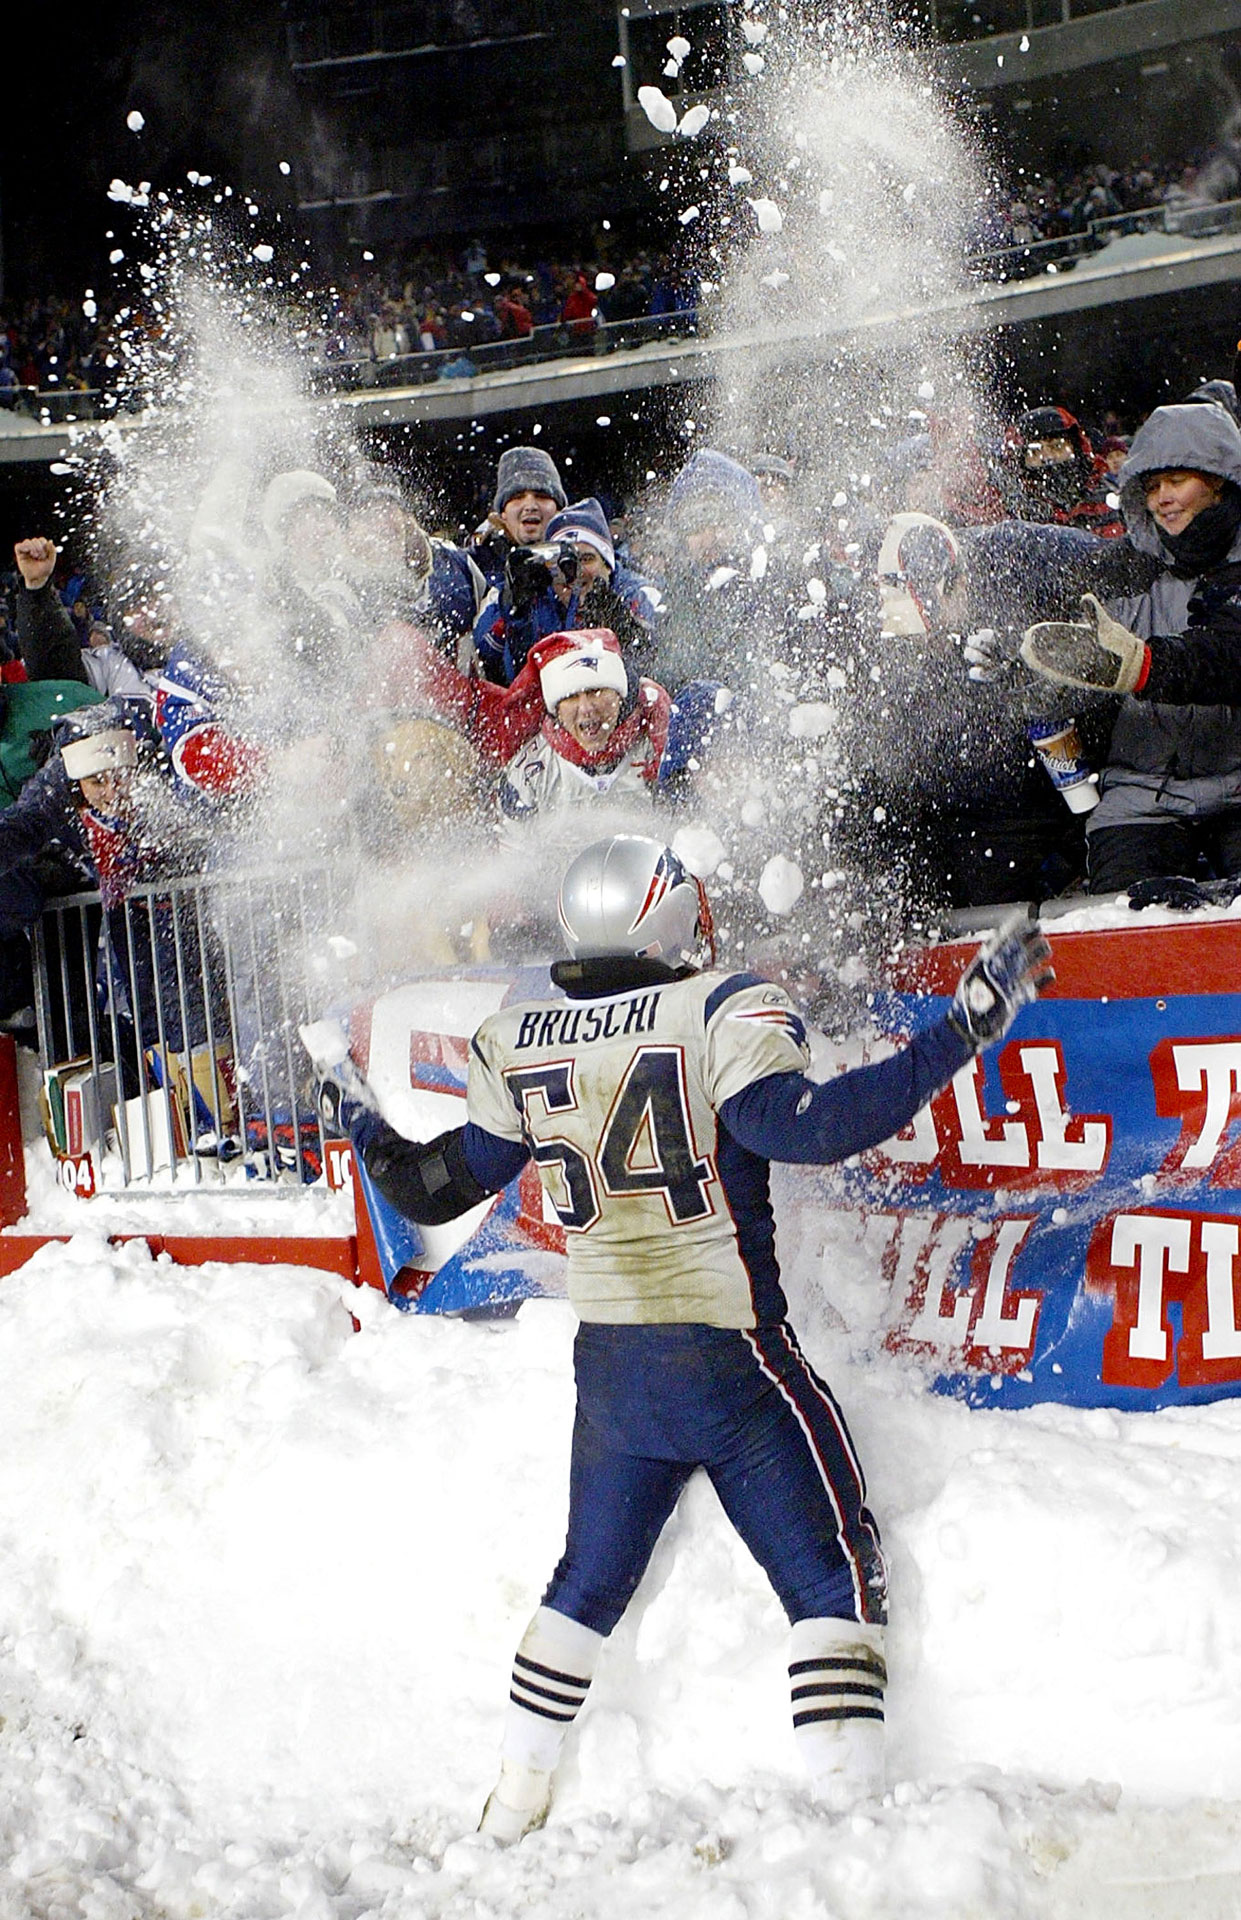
left=557, top=835, right=714, bottom=968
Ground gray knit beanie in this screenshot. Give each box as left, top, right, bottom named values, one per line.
left=493, top=446, right=567, bottom=513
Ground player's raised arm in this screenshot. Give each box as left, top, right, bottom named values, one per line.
left=716, top=914, right=1054, bottom=1168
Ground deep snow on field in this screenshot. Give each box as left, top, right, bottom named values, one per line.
left=0, top=1213, right=1240, bottom=1919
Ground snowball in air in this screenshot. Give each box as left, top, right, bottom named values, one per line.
left=788, top=703, right=835, bottom=739
left=672, top=825, right=726, bottom=877
left=637, top=86, right=678, bottom=133
left=759, top=856, right=804, bottom=915
left=728, top=163, right=753, bottom=186
left=742, top=17, right=768, bottom=42
left=594, top=271, right=616, bottom=291
left=742, top=51, right=765, bottom=73
left=748, top=197, right=783, bottom=233
left=678, top=103, right=710, bottom=139
left=252, top=244, right=274, bottom=263
left=126, top=110, right=145, bottom=132
left=679, top=205, right=700, bottom=225
left=667, top=34, right=690, bottom=60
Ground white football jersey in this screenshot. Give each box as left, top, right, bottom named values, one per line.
left=467, top=969, right=811, bottom=1327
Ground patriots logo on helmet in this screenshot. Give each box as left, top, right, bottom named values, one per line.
left=629, top=847, right=688, bottom=933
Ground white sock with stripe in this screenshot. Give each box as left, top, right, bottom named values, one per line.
left=789, top=1617, right=887, bottom=1811
left=480, top=1606, right=603, bottom=1841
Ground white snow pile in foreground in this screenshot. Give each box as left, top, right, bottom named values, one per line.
left=1, top=1229, right=1240, bottom=1917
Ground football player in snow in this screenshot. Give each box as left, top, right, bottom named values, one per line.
left=302, top=836, right=1051, bottom=1840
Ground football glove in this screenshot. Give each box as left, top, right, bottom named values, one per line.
left=947, top=914, right=1055, bottom=1049
left=1020, top=593, right=1148, bottom=695
left=298, top=1019, right=379, bottom=1135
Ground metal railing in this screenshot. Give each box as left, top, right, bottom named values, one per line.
left=969, top=193, right=1241, bottom=286
left=31, top=868, right=349, bottom=1194
left=306, top=306, right=703, bottom=393
left=918, top=0, right=1148, bottom=41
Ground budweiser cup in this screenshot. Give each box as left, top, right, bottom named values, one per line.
left=1028, top=718, right=1099, bottom=814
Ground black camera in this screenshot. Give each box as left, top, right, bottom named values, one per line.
left=505, top=540, right=579, bottom=611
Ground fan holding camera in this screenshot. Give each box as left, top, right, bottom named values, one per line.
left=473, top=497, right=661, bottom=685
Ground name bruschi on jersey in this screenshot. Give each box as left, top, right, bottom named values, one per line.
left=514, top=991, right=663, bottom=1051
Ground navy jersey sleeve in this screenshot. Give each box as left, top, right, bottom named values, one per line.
left=718, top=1014, right=973, bottom=1166
left=462, top=1122, right=529, bottom=1190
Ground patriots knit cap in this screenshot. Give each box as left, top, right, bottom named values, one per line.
left=493, top=446, right=567, bottom=513
left=532, top=629, right=628, bottom=712
left=546, top=497, right=615, bottom=570
left=666, top=447, right=761, bottom=523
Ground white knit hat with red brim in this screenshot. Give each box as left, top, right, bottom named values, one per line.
left=61, top=729, right=139, bottom=781
left=532, top=629, right=628, bottom=713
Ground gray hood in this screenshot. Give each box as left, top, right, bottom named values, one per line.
left=1118, top=402, right=1241, bottom=556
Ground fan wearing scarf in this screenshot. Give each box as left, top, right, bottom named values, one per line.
left=497, top=629, right=671, bottom=832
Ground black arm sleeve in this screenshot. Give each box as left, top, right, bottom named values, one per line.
left=359, top=1118, right=528, bottom=1224
left=1138, top=613, right=1241, bottom=706
left=15, top=585, right=88, bottom=685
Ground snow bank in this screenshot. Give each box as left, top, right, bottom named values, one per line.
left=0, top=1231, right=1239, bottom=1915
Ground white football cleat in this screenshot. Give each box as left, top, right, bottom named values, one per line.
left=477, top=1760, right=553, bottom=1845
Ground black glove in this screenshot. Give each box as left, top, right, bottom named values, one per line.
left=578, top=578, right=653, bottom=662
left=504, top=544, right=555, bottom=614
left=947, top=914, right=1055, bottom=1049
left=962, top=627, right=1023, bottom=685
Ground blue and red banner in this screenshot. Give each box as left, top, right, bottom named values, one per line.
left=857, top=918, right=1241, bottom=1409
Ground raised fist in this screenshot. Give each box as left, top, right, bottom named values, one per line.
left=14, top=537, right=57, bottom=591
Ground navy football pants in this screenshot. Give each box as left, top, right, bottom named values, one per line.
left=542, top=1321, right=887, bottom=1634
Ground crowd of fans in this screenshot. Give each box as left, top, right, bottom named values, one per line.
left=319, top=241, right=700, bottom=368
left=0, top=357, right=1239, bottom=1169
left=1, top=145, right=1232, bottom=409
left=2, top=368, right=1240, bottom=958
left=974, top=154, right=1221, bottom=254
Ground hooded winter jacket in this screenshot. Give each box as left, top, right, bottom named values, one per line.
left=1090, top=402, right=1241, bottom=834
